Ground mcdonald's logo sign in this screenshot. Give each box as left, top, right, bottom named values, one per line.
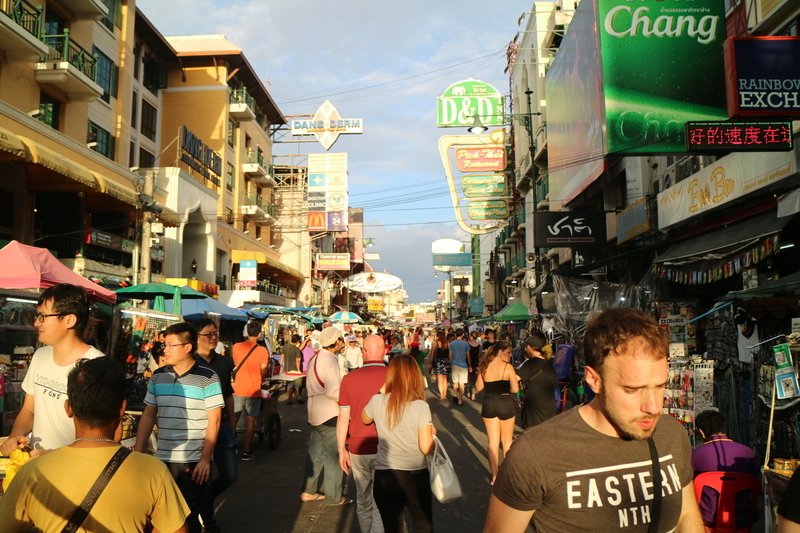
left=308, top=211, right=326, bottom=231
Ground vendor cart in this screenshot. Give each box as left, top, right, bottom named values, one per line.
left=256, top=379, right=284, bottom=449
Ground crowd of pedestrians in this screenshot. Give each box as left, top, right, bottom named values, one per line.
left=5, top=283, right=799, bottom=532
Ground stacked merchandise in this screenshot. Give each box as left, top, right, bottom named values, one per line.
left=664, top=361, right=714, bottom=446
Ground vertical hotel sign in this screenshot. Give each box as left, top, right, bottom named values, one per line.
left=598, top=0, right=728, bottom=153
left=307, top=153, right=348, bottom=232
left=180, top=126, right=222, bottom=185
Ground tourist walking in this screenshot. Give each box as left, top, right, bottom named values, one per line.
left=428, top=331, right=451, bottom=400
left=449, top=329, right=471, bottom=405
left=232, top=321, right=271, bottom=460
left=363, top=354, right=436, bottom=533
left=515, top=334, right=557, bottom=429
left=475, top=341, right=519, bottom=485
left=466, top=330, right=482, bottom=401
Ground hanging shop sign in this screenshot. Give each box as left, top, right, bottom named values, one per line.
left=307, top=153, right=348, bottom=231
left=85, top=227, right=135, bottom=253
left=307, top=211, right=326, bottom=231
left=598, top=0, right=728, bottom=154
left=685, top=122, right=793, bottom=152
left=368, top=298, right=383, bottom=311
left=455, top=146, right=507, bottom=172
left=467, top=200, right=509, bottom=220
left=180, top=126, right=222, bottom=185
left=725, top=37, right=800, bottom=117
left=239, top=260, right=258, bottom=288
left=308, top=192, right=326, bottom=210
left=315, top=253, right=350, bottom=270
left=437, top=79, right=506, bottom=128
left=470, top=297, right=485, bottom=316
left=534, top=212, right=606, bottom=247
left=461, top=174, right=508, bottom=197
left=342, top=272, right=403, bottom=293
left=432, top=253, right=472, bottom=267
left=291, top=100, right=363, bottom=150
left=657, top=148, right=796, bottom=228
left=616, top=197, right=650, bottom=244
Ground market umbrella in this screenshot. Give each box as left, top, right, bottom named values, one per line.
left=152, top=295, right=166, bottom=312
left=492, top=302, right=533, bottom=322
left=166, top=297, right=248, bottom=321
left=172, top=285, right=183, bottom=316
left=328, top=311, right=363, bottom=324
left=114, top=282, right=207, bottom=300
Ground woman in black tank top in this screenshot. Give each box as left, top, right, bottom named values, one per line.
left=475, top=340, right=519, bottom=484
left=427, top=331, right=451, bottom=400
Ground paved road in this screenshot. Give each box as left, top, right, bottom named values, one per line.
left=211, top=373, right=514, bottom=533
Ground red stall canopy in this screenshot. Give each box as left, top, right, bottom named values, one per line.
left=0, top=240, right=117, bottom=304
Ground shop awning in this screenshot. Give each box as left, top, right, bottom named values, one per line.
left=0, top=126, right=27, bottom=158
left=654, top=211, right=790, bottom=265
left=725, top=270, right=800, bottom=301
left=231, top=249, right=304, bottom=279
left=19, top=136, right=96, bottom=190
left=91, top=172, right=139, bottom=206
left=155, top=206, right=181, bottom=227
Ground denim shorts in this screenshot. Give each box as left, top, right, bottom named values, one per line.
left=234, top=395, right=261, bottom=417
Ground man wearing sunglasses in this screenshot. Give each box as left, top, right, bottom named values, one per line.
left=0, top=284, right=104, bottom=456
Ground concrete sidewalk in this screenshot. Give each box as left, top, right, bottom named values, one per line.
left=211, top=377, right=508, bottom=533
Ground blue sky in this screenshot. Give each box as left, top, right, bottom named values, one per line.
left=137, top=0, right=526, bottom=302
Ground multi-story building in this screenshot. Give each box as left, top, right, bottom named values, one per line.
left=0, top=2, right=306, bottom=305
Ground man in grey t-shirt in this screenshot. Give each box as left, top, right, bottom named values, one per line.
left=484, top=307, right=704, bottom=533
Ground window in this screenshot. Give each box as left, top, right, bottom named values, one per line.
left=93, top=47, right=118, bottom=103
left=99, top=0, right=122, bottom=31
left=39, top=92, right=60, bottom=130
left=130, top=92, right=137, bottom=129
left=129, top=141, right=135, bottom=167
left=226, top=162, right=234, bottom=192
left=139, top=148, right=155, bottom=168
left=132, top=44, right=140, bottom=80
left=227, top=120, right=236, bottom=147
left=140, top=100, right=157, bottom=141
left=44, top=8, right=64, bottom=36
left=88, top=121, right=115, bottom=160
left=142, top=56, right=167, bottom=95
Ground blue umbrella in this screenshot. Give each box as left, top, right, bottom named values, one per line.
left=166, top=297, right=248, bottom=321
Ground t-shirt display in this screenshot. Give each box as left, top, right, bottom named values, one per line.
left=339, top=363, right=388, bottom=455
left=515, top=357, right=557, bottom=428
left=493, top=407, right=693, bottom=532
left=363, top=393, right=432, bottom=471
left=0, top=446, right=189, bottom=532
left=232, top=341, right=270, bottom=397
left=21, top=345, right=104, bottom=450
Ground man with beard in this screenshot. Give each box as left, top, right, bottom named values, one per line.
left=484, top=307, right=703, bottom=533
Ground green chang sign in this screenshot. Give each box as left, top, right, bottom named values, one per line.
left=599, top=0, right=728, bottom=153
left=437, top=79, right=505, bottom=128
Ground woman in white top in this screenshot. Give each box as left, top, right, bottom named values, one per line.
left=363, top=354, right=436, bottom=533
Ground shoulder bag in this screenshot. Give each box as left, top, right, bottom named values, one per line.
left=61, top=447, right=131, bottom=533
left=647, top=437, right=662, bottom=533
left=428, top=435, right=462, bottom=503
left=231, top=344, right=258, bottom=382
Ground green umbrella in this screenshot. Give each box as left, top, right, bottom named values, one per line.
left=152, top=295, right=166, bottom=312
left=172, top=285, right=183, bottom=316
left=115, top=282, right=207, bottom=300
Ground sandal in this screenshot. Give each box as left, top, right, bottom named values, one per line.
left=330, top=497, right=353, bottom=506
left=301, top=493, right=325, bottom=503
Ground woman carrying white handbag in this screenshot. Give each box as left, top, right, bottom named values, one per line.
left=363, top=354, right=436, bottom=533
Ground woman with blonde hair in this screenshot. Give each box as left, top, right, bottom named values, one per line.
left=476, top=340, right=519, bottom=485
left=427, top=330, right=450, bottom=400
left=363, top=354, right=435, bottom=533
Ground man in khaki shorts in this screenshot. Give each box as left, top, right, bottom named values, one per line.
left=232, top=321, right=270, bottom=461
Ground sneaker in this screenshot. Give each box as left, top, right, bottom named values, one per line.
left=241, top=452, right=257, bottom=461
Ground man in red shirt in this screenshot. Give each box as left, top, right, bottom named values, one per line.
left=232, top=321, right=270, bottom=461
left=337, top=335, right=388, bottom=533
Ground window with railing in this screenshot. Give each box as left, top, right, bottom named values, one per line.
left=139, top=148, right=155, bottom=168
left=38, top=92, right=59, bottom=130
left=88, top=121, right=114, bottom=160
left=245, top=148, right=264, bottom=167
left=43, top=30, right=97, bottom=81
left=226, top=162, right=234, bottom=192
left=93, top=46, right=117, bottom=103
left=1, top=0, right=43, bottom=38
left=140, top=100, right=157, bottom=141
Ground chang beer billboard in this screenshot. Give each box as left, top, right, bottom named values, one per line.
left=599, top=0, right=728, bottom=153
left=437, top=79, right=505, bottom=128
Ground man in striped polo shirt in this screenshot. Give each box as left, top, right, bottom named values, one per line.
left=136, top=322, right=223, bottom=533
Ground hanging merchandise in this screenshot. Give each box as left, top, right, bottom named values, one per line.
left=773, top=344, right=800, bottom=400
left=664, top=360, right=714, bottom=445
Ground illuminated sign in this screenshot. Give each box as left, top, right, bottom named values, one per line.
left=455, top=146, right=507, bottom=172
left=180, top=126, right=222, bottom=185
left=685, top=122, right=793, bottom=152
left=467, top=199, right=508, bottom=220
left=291, top=100, right=363, bottom=150
left=461, top=174, right=507, bottom=197
left=307, top=211, right=326, bottom=231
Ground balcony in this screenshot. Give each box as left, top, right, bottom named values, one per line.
left=241, top=191, right=274, bottom=225
left=242, top=148, right=275, bottom=186
left=535, top=174, right=549, bottom=209
left=57, top=0, right=107, bottom=21
left=534, top=121, right=547, bottom=162
left=229, top=89, right=255, bottom=121
left=0, top=0, right=48, bottom=62
left=36, top=30, right=102, bottom=101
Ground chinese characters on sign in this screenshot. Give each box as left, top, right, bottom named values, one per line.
left=685, top=122, right=793, bottom=152
left=534, top=212, right=606, bottom=247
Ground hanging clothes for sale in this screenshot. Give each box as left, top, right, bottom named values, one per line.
left=735, top=307, right=759, bottom=364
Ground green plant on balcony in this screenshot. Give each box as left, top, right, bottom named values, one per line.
left=230, top=89, right=255, bottom=111
left=2, top=0, right=42, bottom=38
left=42, top=29, right=97, bottom=81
